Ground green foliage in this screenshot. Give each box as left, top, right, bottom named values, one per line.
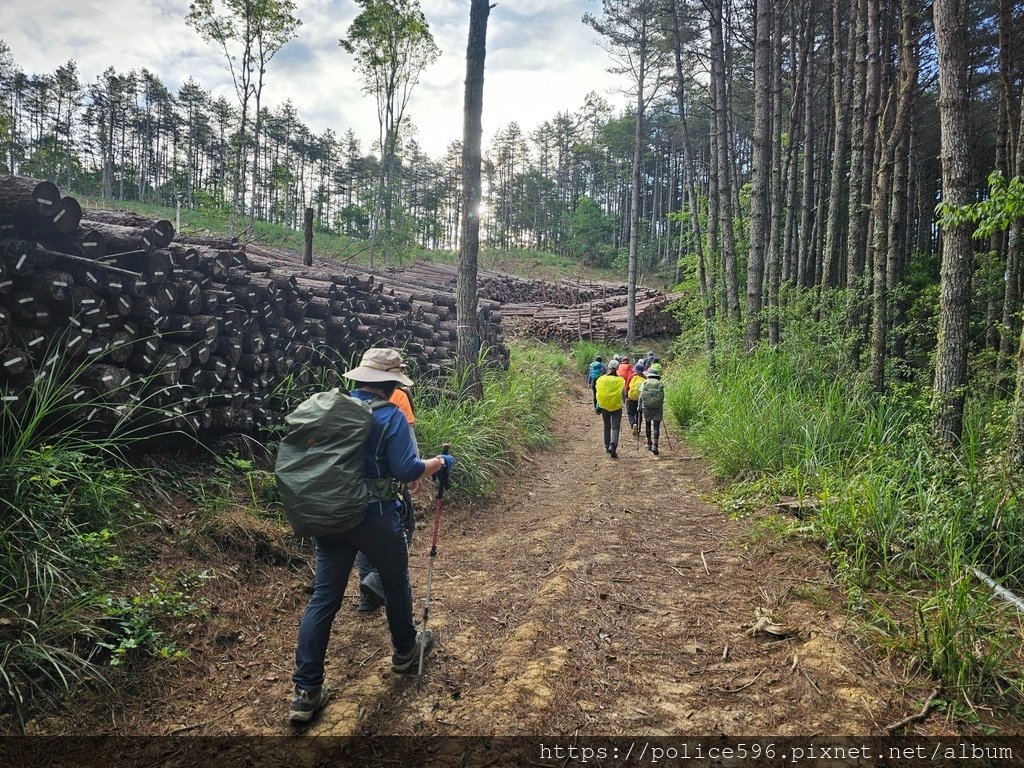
left=99, top=572, right=212, bottom=666
left=570, top=341, right=617, bottom=375
left=0, top=341, right=186, bottom=724
left=340, top=0, right=439, bottom=84
left=667, top=321, right=1024, bottom=707
left=937, top=171, right=1024, bottom=238
left=566, top=196, right=614, bottom=266
left=414, top=343, right=564, bottom=499
left=186, top=0, right=301, bottom=68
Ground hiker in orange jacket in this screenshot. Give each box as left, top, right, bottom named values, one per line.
left=616, top=355, right=633, bottom=381
left=359, top=379, right=419, bottom=613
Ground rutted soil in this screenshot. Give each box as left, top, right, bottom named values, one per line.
left=34, top=380, right=945, bottom=740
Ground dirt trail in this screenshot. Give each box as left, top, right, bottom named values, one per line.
left=46, top=380, right=937, bottom=739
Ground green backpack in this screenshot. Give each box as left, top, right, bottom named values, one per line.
left=641, top=378, right=665, bottom=409
left=274, top=390, right=392, bottom=537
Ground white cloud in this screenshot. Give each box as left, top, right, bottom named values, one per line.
left=2, top=0, right=629, bottom=157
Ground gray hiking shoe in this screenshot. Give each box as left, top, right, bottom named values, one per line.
left=289, top=686, right=331, bottom=724
left=652, top=445, right=659, bottom=456
left=357, top=593, right=382, bottom=612
left=392, top=630, right=435, bottom=674
left=360, top=571, right=385, bottom=606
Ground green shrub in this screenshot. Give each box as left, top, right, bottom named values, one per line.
left=415, top=343, right=562, bottom=498
left=666, top=323, right=1024, bottom=707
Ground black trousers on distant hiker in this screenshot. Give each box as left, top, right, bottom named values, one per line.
left=644, top=407, right=663, bottom=445
left=600, top=407, right=622, bottom=451
left=626, top=399, right=641, bottom=430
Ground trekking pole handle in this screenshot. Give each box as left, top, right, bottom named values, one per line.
left=437, top=443, right=452, bottom=495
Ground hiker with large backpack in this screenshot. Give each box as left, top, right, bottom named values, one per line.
left=595, top=364, right=625, bottom=458
left=640, top=363, right=666, bottom=455
left=587, top=355, right=605, bottom=414
left=278, top=348, right=454, bottom=724
left=626, top=360, right=646, bottom=435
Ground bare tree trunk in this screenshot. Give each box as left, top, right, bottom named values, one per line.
left=626, top=17, right=648, bottom=346
left=822, top=1, right=853, bottom=291
left=845, top=0, right=867, bottom=295
left=932, top=0, right=974, bottom=445
left=708, top=96, right=722, bottom=317
left=711, top=0, right=740, bottom=323
left=796, top=4, right=815, bottom=290
left=766, top=0, right=784, bottom=346
left=869, top=0, right=917, bottom=392
left=744, top=0, right=772, bottom=350
left=998, top=41, right=1024, bottom=393
left=456, top=0, right=490, bottom=400
left=670, top=0, right=714, bottom=358
left=1013, top=325, right=1024, bottom=468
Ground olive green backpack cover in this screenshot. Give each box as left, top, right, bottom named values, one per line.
left=275, top=389, right=390, bottom=537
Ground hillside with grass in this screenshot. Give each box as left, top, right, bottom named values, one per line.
left=76, top=196, right=632, bottom=287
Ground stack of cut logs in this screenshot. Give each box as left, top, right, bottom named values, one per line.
left=0, top=173, right=680, bottom=438
left=0, top=175, right=507, bottom=436
left=382, top=261, right=680, bottom=344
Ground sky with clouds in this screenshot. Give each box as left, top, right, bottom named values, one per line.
left=2, top=0, right=630, bottom=158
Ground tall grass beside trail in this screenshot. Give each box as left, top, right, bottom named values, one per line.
left=0, top=349, right=157, bottom=727
left=666, top=333, right=1024, bottom=711
left=414, top=343, right=567, bottom=499
left=570, top=341, right=618, bottom=376
left=0, top=338, right=569, bottom=728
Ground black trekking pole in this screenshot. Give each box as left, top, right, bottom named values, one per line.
left=661, top=419, right=674, bottom=450
left=417, top=443, right=450, bottom=689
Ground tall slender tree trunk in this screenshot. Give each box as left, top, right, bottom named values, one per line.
left=456, top=0, right=490, bottom=400
left=869, top=0, right=917, bottom=392
left=796, top=6, right=815, bottom=289
left=708, top=97, right=722, bottom=317
left=932, top=0, right=974, bottom=444
left=744, top=0, right=772, bottom=350
left=822, top=1, right=853, bottom=292
left=845, top=0, right=868, bottom=296
left=711, top=0, right=740, bottom=323
left=670, top=0, right=714, bottom=358
left=998, top=48, right=1024, bottom=392
left=626, top=18, right=648, bottom=346
left=766, top=0, right=784, bottom=346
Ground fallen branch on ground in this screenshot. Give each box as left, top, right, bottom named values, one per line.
left=884, top=687, right=941, bottom=733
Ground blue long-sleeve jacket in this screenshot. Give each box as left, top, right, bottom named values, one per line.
left=350, top=389, right=425, bottom=508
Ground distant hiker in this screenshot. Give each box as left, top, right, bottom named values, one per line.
left=390, top=384, right=416, bottom=428
left=645, top=350, right=656, bottom=370
left=588, top=355, right=605, bottom=413
left=641, top=363, right=666, bottom=456
left=627, top=361, right=646, bottom=434
left=595, top=364, right=625, bottom=458
left=357, top=377, right=420, bottom=613
left=289, top=347, right=454, bottom=724
left=616, top=355, right=632, bottom=380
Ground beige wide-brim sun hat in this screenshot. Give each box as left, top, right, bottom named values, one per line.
left=343, top=347, right=414, bottom=387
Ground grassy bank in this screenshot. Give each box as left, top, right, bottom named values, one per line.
left=0, top=341, right=564, bottom=728
left=78, top=198, right=624, bottom=284
left=666, top=336, right=1024, bottom=713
